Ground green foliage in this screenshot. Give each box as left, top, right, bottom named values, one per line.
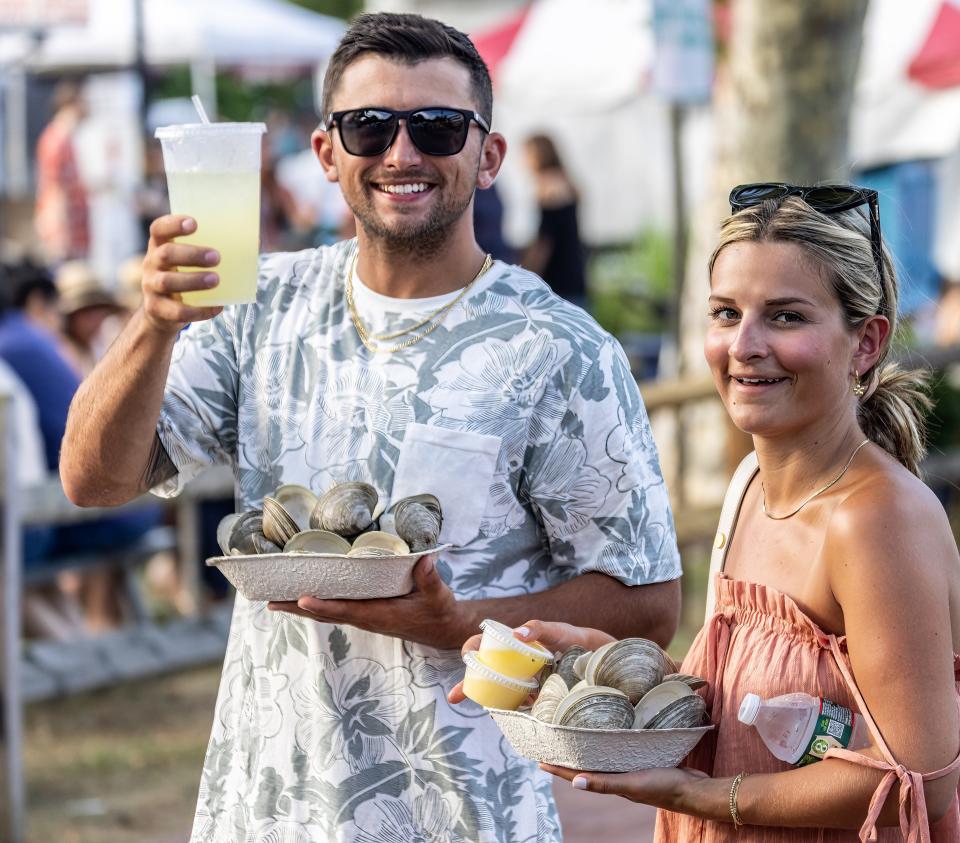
left=588, top=229, right=675, bottom=338
left=148, top=0, right=362, bottom=122
left=928, top=368, right=960, bottom=451
left=288, top=0, right=362, bottom=22
left=150, top=66, right=317, bottom=123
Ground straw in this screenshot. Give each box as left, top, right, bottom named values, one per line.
left=191, top=94, right=211, bottom=124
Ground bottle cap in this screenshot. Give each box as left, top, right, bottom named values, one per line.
left=738, top=693, right=761, bottom=725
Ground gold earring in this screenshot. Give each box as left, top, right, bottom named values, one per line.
left=853, top=370, right=866, bottom=398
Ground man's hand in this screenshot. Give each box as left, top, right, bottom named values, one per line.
left=142, top=214, right=225, bottom=334
left=268, top=554, right=465, bottom=648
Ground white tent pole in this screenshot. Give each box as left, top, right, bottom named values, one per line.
left=190, top=58, right=217, bottom=120
left=2, top=67, right=28, bottom=198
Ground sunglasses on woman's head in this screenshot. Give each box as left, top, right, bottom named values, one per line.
left=728, top=182, right=886, bottom=312
left=323, top=107, right=490, bottom=157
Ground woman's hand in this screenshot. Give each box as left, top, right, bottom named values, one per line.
left=540, top=763, right=711, bottom=813
left=446, top=619, right=616, bottom=704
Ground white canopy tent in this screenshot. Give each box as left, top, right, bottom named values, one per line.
left=851, top=0, right=960, bottom=168
left=0, top=0, right=345, bottom=71
left=469, top=0, right=712, bottom=246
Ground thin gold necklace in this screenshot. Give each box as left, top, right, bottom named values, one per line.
left=345, top=249, right=492, bottom=353
left=761, top=438, right=870, bottom=520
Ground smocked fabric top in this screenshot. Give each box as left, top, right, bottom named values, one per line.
left=655, top=454, right=960, bottom=842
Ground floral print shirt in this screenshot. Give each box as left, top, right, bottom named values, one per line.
left=154, top=240, right=681, bottom=843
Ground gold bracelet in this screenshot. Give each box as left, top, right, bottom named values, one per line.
left=729, top=772, right=746, bottom=828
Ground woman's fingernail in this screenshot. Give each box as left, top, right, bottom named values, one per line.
left=423, top=557, right=434, bottom=575
left=573, top=776, right=588, bottom=790
left=204, top=274, right=219, bottom=287
left=181, top=218, right=195, bottom=232
left=204, top=250, right=220, bottom=264
left=515, top=626, right=530, bottom=638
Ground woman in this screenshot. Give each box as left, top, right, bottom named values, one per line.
left=521, top=134, right=588, bottom=308
left=451, top=185, right=960, bottom=840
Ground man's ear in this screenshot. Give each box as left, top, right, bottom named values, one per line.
left=312, top=129, right=339, bottom=183
left=853, top=314, right=890, bottom=375
left=476, top=131, right=507, bottom=191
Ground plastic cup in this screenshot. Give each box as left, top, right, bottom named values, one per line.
left=476, top=618, right=554, bottom=680
left=154, top=122, right=267, bottom=306
left=462, top=651, right=539, bottom=710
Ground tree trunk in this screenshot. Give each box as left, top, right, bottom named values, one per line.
left=679, top=0, right=869, bottom=500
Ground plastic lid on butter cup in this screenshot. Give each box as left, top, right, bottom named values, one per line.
left=479, top=618, right=555, bottom=662
left=463, top=651, right=540, bottom=691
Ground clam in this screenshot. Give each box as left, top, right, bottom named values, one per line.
left=554, top=685, right=636, bottom=730
left=382, top=494, right=442, bottom=552
left=346, top=531, right=410, bottom=558
left=590, top=638, right=671, bottom=704
left=262, top=495, right=301, bottom=547
left=643, top=693, right=707, bottom=730
left=282, top=530, right=352, bottom=554
left=216, top=513, right=243, bottom=556
left=633, top=680, right=695, bottom=729
left=272, top=484, right=320, bottom=532
left=550, top=646, right=587, bottom=689
left=573, top=641, right=614, bottom=682
left=310, top=482, right=378, bottom=537
left=221, top=511, right=282, bottom=555
left=531, top=673, right=569, bottom=724
left=663, top=672, right=709, bottom=692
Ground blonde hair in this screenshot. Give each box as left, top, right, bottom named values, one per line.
left=709, top=196, right=931, bottom=475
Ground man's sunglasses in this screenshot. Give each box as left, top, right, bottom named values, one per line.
left=322, top=107, right=490, bottom=157
left=729, top=182, right=886, bottom=312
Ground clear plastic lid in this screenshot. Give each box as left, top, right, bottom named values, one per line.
left=738, top=693, right=761, bottom=725
left=154, top=122, right=267, bottom=139
left=479, top=618, right=554, bottom=662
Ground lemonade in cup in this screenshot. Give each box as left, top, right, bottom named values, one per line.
left=154, top=122, right=267, bottom=306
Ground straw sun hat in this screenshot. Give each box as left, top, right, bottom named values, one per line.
left=54, top=261, right=122, bottom=316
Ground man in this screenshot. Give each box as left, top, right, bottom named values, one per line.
left=61, top=13, right=681, bottom=842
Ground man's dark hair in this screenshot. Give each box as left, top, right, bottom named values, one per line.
left=322, top=13, right=493, bottom=125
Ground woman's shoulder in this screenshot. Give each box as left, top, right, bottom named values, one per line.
left=535, top=172, right=577, bottom=208
left=824, top=449, right=957, bottom=595
left=831, top=450, right=944, bottom=534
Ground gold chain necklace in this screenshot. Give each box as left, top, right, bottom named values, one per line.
left=761, top=438, right=870, bottom=520
left=345, top=249, right=493, bottom=353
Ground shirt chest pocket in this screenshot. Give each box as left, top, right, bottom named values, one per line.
left=390, top=423, right=501, bottom=547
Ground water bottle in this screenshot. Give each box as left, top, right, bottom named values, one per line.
left=738, top=692, right=870, bottom=766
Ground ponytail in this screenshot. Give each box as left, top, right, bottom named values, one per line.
left=858, top=363, right=932, bottom=476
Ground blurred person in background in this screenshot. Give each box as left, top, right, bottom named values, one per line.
left=473, top=182, right=516, bottom=263
left=55, top=260, right=124, bottom=377
left=0, top=261, right=85, bottom=638
left=276, top=137, right=356, bottom=247
left=34, top=80, right=91, bottom=264
left=521, top=133, right=588, bottom=309
left=135, top=137, right=170, bottom=245
left=0, top=261, right=160, bottom=631
left=934, top=141, right=960, bottom=347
